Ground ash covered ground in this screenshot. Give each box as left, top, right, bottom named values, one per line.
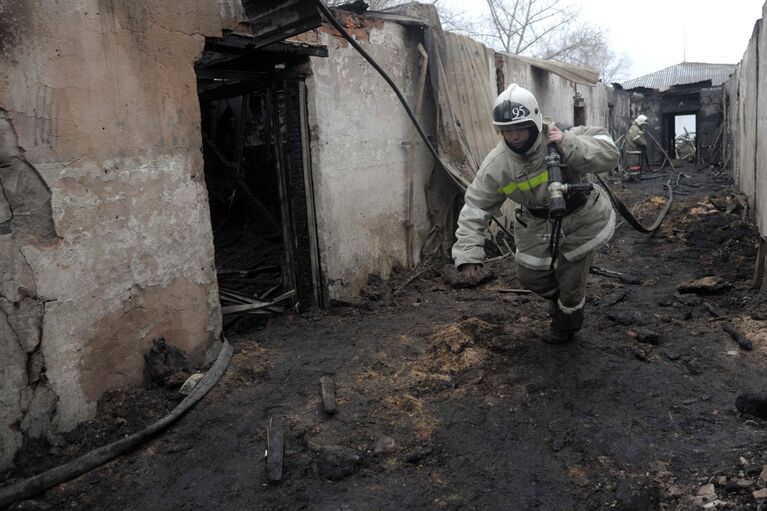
left=5, top=163, right=767, bottom=511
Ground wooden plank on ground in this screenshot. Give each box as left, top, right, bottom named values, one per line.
left=266, top=416, right=284, bottom=482
left=320, top=376, right=337, bottom=415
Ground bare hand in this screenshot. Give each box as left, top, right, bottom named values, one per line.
left=459, top=263, right=482, bottom=285
left=548, top=123, right=565, bottom=147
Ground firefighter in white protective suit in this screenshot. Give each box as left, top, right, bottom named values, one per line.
left=452, top=83, right=619, bottom=344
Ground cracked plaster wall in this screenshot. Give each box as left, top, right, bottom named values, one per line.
left=306, top=16, right=437, bottom=301
left=0, top=0, right=247, bottom=469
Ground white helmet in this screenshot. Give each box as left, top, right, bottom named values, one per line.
left=635, top=114, right=648, bottom=126
left=492, top=83, right=542, bottom=132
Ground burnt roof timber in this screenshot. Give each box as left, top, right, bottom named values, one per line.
left=241, top=0, right=322, bottom=50
left=198, top=80, right=270, bottom=102
left=204, top=34, right=328, bottom=58
left=196, top=69, right=270, bottom=81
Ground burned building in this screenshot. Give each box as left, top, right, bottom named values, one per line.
left=619, top=62, right=735, bottom=165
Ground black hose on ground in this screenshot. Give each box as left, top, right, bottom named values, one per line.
left=599, top=126, right=676, bottom=233
left=0, top=339, right=234, bottom=508
left=644, top=129, right=677, bottom=174
left=597, top=174, right=674, bottom=234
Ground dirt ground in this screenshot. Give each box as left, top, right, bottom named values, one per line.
left=5, top=162, right=767, bottom=511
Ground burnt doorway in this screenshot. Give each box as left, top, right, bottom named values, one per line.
left=673, top=114, right=697, bottom=162
left=196, top=35, right=327, bottom=321
left=662, top=111, right=698, bottom=163
left=573, top=93, right=586, bottom=127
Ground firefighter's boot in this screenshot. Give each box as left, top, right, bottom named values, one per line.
left=544, top=306, right=584, bottom=345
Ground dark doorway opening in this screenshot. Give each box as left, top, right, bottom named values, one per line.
left=195, top=34, right=327, bottom=326
left=662, top=111, right=697, bottom=163
left=573, top=93, right=586, bottom=127
left=674, top=114, right=696, bottom=161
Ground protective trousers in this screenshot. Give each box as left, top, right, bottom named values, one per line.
left=516, top=252, right=594, bottom=333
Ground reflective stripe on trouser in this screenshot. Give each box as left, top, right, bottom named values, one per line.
left=516, top=252, right=594, bottom=311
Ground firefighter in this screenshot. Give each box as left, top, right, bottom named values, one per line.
left=624, top=114, right=649, bottom=178
left=625, top=114, right=648, bottom=151
left=452, top=83, right=619, bottom=344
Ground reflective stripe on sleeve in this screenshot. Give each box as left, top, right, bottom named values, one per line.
left=498, top=169, right=549, bottom=195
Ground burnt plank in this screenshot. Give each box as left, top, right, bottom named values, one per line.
left=266, top=415, right=285, bottom=482
left=320, top=376, right=337, bottom=415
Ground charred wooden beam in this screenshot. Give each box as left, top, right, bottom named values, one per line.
left=196, top=69, right=270, bottom=82
left=242, top=0, right=322, bottom=50
left=201, top=134, right=282, bottom=233
left=319, top=376, right=337, bottom=415
left=205, top=34, right=328, bottom=58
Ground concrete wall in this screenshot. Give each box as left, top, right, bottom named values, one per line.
left=0, top=0, right=244, bottom=468
left=305, top=14, right=437, bottom=301
left=723, top=65, right=740, bottom=177
left=725, top=14, right=763, bottom=233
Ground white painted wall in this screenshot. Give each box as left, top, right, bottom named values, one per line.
left=306, top=19, right=435, bottom=300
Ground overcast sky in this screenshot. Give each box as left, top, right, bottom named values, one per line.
left=437, top=0, right=766, bottom=80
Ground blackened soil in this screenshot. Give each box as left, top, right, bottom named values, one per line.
left=5, top=164, right=767, bottom=511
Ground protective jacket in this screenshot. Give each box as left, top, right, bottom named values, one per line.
left=625, top=123, right=647, bottom=150
left=452, top=124, right=619, bottom=270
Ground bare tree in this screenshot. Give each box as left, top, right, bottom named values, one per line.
left=433, top=0, right=631, bottom=83
left=536, top=23, right=633, bottom=82
left=480, top=0, right=577, bottom=54
left=429, top=0, right=481, bottom=34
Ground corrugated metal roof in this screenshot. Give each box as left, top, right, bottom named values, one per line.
left=621, top=62, right=736, bottom=91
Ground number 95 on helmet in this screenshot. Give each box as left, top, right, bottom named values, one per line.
left=492, top=83, right=543, bottom=133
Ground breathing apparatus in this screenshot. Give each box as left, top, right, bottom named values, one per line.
left=545, top=135, right=594, bottom=217
left=544, top=132, right=594, bottom=268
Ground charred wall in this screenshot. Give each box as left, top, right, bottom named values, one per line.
left=627, top=83, right=726, bottom=166
left=0, top=0, right=246, bottom=468
left=698, top=87, right=725, bottom=165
